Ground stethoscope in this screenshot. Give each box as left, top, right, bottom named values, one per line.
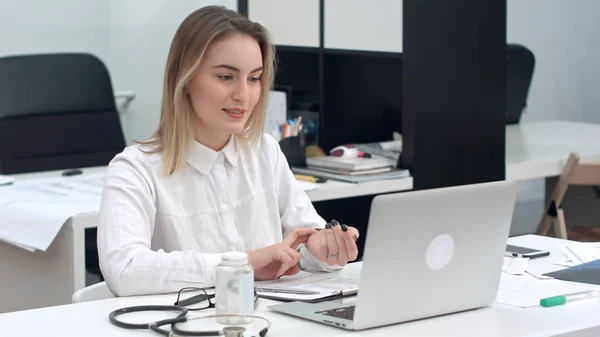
left=109, top=304, right=271, bottom=337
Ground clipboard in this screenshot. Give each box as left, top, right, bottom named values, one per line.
left=256, top=287, right=358, bottom=303
left=253, top=271, right=359, bottom=303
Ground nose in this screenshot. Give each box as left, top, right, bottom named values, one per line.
left=232, top=80, right=249, bottom=104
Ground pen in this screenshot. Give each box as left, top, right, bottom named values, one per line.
left=62, top=169, right=83, bottom=176
left=255, top=287, right=320, bottom=295
left=540, top=290, right=599, bottom=307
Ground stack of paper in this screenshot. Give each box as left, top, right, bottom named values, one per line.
left=0, top=175, right=14, bottom=186
left=558, top=242, right=600, bottom=266
left=496, top=273, right=597, bottom=308
left=0, top=173, right=104, bottom=252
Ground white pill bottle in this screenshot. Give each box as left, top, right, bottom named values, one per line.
left=215, top=252, right=254, bottom=324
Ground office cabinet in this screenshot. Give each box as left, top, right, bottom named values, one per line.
left=248, top=0, right=320, bottom=48
left=324, top=0, right=403, bottom=53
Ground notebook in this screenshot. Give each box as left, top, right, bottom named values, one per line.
left=305, top=155, right=397, bottom=171
left=544, top=259, right=600, bottom=286
left=254, top=271, right=359, bottom=303
left=292, top=166, right=410, bottom=183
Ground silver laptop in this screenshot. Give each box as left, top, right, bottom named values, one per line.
left=269, top=180, right=518, bottom=330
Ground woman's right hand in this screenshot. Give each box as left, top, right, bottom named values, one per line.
left=247, top=228, right=317, bottom=280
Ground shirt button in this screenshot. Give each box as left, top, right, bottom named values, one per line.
left=222, top=197, right=229, bottom=204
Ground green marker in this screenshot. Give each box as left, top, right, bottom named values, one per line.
left=540, top=290, right=599, bottom=307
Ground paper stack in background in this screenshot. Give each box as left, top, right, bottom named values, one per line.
left=293, top=154, right=409, bottom=183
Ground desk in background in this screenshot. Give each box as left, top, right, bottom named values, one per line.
left=506, top=120, right=600, bottom=180
left=506, top=120, right=600, bottom=235
left=0, top=235, right=599, bottom=336
left=0, top=168, right=412, bottom=313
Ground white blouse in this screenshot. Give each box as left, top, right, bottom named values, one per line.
left=97, top=134, right=337, bottom=296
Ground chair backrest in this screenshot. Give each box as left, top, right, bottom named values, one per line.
left=0, top=52, right=126, bottom=174
left=537, top=152, right=600, bottom=238
left=72, top=281, right=115, bottom=303
left=506, top=44, right=535, bottom=124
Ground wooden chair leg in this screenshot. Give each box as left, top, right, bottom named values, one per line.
left=537, top=153, right=580, bottom=237
left=537, top=214, right=554, bottom=236
left=554, top=208, right=568, bottom=240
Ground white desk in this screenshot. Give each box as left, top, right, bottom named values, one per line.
left=0, top=168, right=412, bottom=313
left=1, top=235, right=599, bottom=337
left=506, top=120, right=600, bottom=180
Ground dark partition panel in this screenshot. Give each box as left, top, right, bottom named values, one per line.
left=402, top=0, right=507, bottom=190
left=321, top=52, right=402, bottom=153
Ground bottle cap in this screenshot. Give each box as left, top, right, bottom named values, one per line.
left=221, top=252, right=248, bottom=266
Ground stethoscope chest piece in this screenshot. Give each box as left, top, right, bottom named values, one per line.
left=222, top=326, right=245, bottom=337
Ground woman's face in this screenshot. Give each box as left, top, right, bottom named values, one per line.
left=187, top=33, right=263, bottom=149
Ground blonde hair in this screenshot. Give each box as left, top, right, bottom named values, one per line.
left=139, top=6, right=276, bottom=175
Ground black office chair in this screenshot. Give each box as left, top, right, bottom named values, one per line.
left=0, top=52, right=126, bottom=281
left=0, top=52, right=125, bottom=173
left=506, top=44, right=535, bottom=124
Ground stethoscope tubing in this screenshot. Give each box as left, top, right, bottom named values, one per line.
left=109, top=305, right=270, bottom=337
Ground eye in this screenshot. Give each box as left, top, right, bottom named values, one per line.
left=248, top=76, right=261, bottom=83
left=218, top=74, right=233, bottom=81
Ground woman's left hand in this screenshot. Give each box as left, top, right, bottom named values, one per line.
left=305, top=220, right=360, bottom=266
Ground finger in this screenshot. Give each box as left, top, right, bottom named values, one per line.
left=343, top=226, right=359, bottom=261
left=331, top=225, right=349, bottom=265
left=275, top=246, right=302, bottom=278
left=324, top=222, right=338, bottom=257
left=283, top=228, right=318, bottom=249
left=283, top=245, right=302, bottom=263
left=283, top=265, right=300, bottom=276
left=342, top=224, right=359, bottom=242
left=350, top=226, right=360, bottom=242
left=275, top=256, right=295, bottom=279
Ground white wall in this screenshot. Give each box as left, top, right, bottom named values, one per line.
left=109, top=0, right=237, bottom=144
left=0, top=0, right=110, bottom=64
left=507, top=0, right=600, bottom=235
left=508, top=0, right=600, bottom=124
left=0, top=0, right=236, bottom=145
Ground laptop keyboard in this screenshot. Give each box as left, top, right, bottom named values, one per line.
left=315, top=305, right=356, bottom=320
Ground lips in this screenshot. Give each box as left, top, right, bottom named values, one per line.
left=223, top=108, right=246, bottom=120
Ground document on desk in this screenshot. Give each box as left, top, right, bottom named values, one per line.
left=0, top=173, right=104, bottom=251
left=503, top=257, right=529, bottom=275
left=295, top=180, right=320, bottom=191
left=495, top=274, right=597, bottom=308
left=558, top=243, right=600, bottom=266
left=255, top=271, right=359, bottom=302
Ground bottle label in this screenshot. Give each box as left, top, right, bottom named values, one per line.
left=239, top=271, right=254, bottom=313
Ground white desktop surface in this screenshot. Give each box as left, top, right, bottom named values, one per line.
left=506, top=120, right=600, bottom=180
left=1, top=235, right=599, bottom=337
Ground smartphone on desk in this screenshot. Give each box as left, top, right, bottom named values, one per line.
left=506, top=244, right=550, bottom=259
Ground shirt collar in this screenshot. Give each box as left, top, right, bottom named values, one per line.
left=221, top=136, right=238, bottom=167
left=186, top=136, right=238, bottom=175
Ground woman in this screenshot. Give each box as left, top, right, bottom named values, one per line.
left=97, top=6, right=360, bottom=297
